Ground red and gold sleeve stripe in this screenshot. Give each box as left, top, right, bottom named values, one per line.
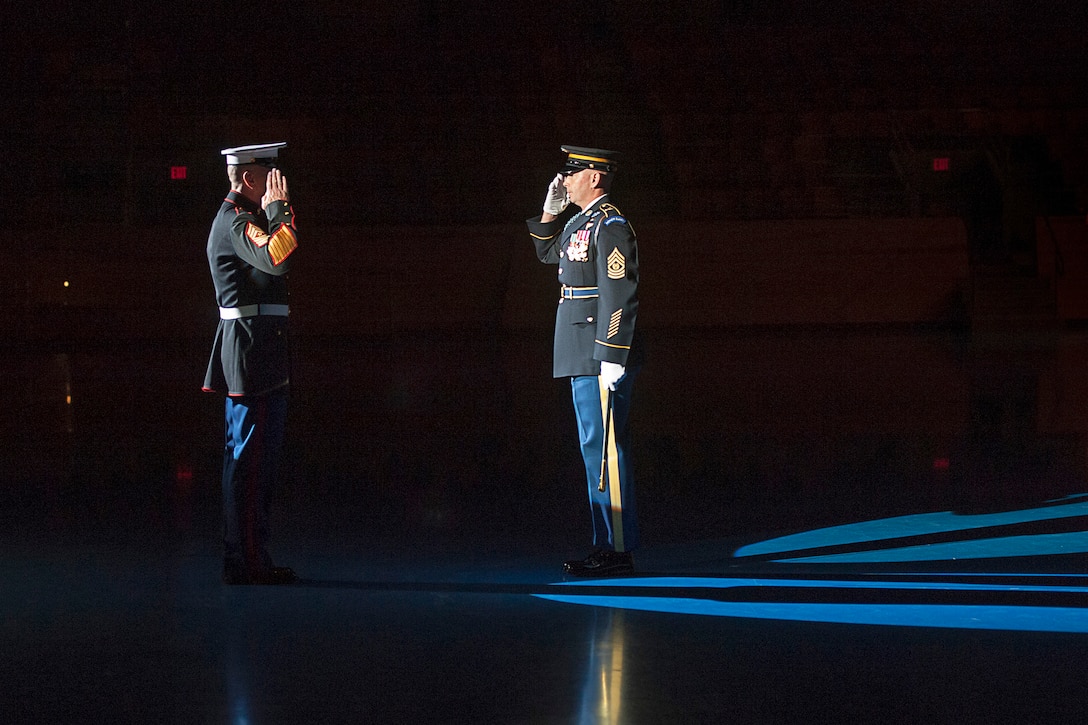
left=267, top=226, right=298, bottom=265
left=244, top=222, right=298, bottom=265
left=244, top=221, right=268, bottom=248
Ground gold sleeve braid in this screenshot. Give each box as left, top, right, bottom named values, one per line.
left=268, top=226, right=298, bottom=265
left=245, top=222, right=298, bottom=266
left=608, top=309, right=623, bottom=339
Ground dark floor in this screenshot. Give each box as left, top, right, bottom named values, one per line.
left=4, top=329, right=1088, bottom=723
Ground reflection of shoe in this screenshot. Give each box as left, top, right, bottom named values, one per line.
left=223, top=561, right=298, bottom=586
left=563, top=549, right=634, bottom=577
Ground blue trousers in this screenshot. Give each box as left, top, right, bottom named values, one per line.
left=222, top=392, right=288, bottom=572
left=571, top=371, right=639, bottom=552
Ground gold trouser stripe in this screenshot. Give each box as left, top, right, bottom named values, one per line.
left=599, top=376, right=624, bottom=552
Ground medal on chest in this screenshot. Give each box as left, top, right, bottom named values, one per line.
left=566, top=227, right=592, bottom=262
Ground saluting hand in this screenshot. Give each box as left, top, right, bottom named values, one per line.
left=542, top=173, right=569, bottom=218
left=261, top=168, right=290, bottom=210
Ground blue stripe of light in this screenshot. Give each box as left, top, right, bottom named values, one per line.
left=534, top=595, right=1088, bottom=633
left=734, top=498, right=1088, bottom=558
left=551, top=576, right=1088, bottom=594
left=778, top=531, right=1088, bottom=563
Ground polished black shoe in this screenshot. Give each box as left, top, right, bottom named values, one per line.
left=563, top=549, right=634, bottom=578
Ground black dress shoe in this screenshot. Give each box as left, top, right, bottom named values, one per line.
left=563, top=549, right=634, bottom=577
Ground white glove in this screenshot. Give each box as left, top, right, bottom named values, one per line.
left=542, top=173, right=570, bottom=216
left=599, top=361, right=625, bottom=391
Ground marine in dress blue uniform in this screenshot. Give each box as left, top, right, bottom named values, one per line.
left=526, top=146, right=642, bottom=577
left=203, top=142, right=299, bottom=585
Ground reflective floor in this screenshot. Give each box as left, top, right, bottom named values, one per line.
left=4, top=328, right=1088, bottom=722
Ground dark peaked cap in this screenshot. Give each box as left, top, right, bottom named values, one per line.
left=562, top=145, right=619, bottom=173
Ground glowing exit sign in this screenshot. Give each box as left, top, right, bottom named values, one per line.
left=170, top=166, right=188, bottom=180
left=932, top=157, right=951, bottom=172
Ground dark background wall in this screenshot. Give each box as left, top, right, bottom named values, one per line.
left=5, top=0, right=1088, bottom=534
left=4, top=0, right=1088, bottom=334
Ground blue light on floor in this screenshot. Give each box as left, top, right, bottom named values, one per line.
left=535, top=495, right=1088, bottom=632
left=778, top=531, right=1088, bottom=563
left=554, top=576, right=1088, bottom=593
left=734, top=496, right=1088, bottom=559
left=535, top=594, right=1088, bottom=633
left=536, top=576, right=1088, bottom=632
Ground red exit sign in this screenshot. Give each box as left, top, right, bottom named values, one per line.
left=170, top=166, right=188, bottom=180
left=932, top=157, right=951, bottom=172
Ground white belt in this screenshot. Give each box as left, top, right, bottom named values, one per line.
left=219, top=304, right=290, bottom=320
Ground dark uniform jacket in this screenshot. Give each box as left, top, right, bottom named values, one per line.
left=203, top=190, right=298, bottom=396
left=527, top=195, right=641, bottom=378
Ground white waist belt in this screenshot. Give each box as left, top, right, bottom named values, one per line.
left=219, top=304, right=290, bottom=320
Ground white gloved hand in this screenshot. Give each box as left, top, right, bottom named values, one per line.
left=542, top=173, right=570, bottom=216
left=599, top=361, right=625, bottom=391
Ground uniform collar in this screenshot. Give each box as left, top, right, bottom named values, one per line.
left=580, top=194, right=608, bottom=215
left=225, top=190, right=260, bottom=214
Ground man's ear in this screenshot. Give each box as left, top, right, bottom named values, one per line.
left=241, top=168, right=259, bottom=190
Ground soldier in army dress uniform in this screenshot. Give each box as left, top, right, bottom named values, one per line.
left=526, top=146, right=642, bottom=577
left=203, top=143, right=299, bottom=585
